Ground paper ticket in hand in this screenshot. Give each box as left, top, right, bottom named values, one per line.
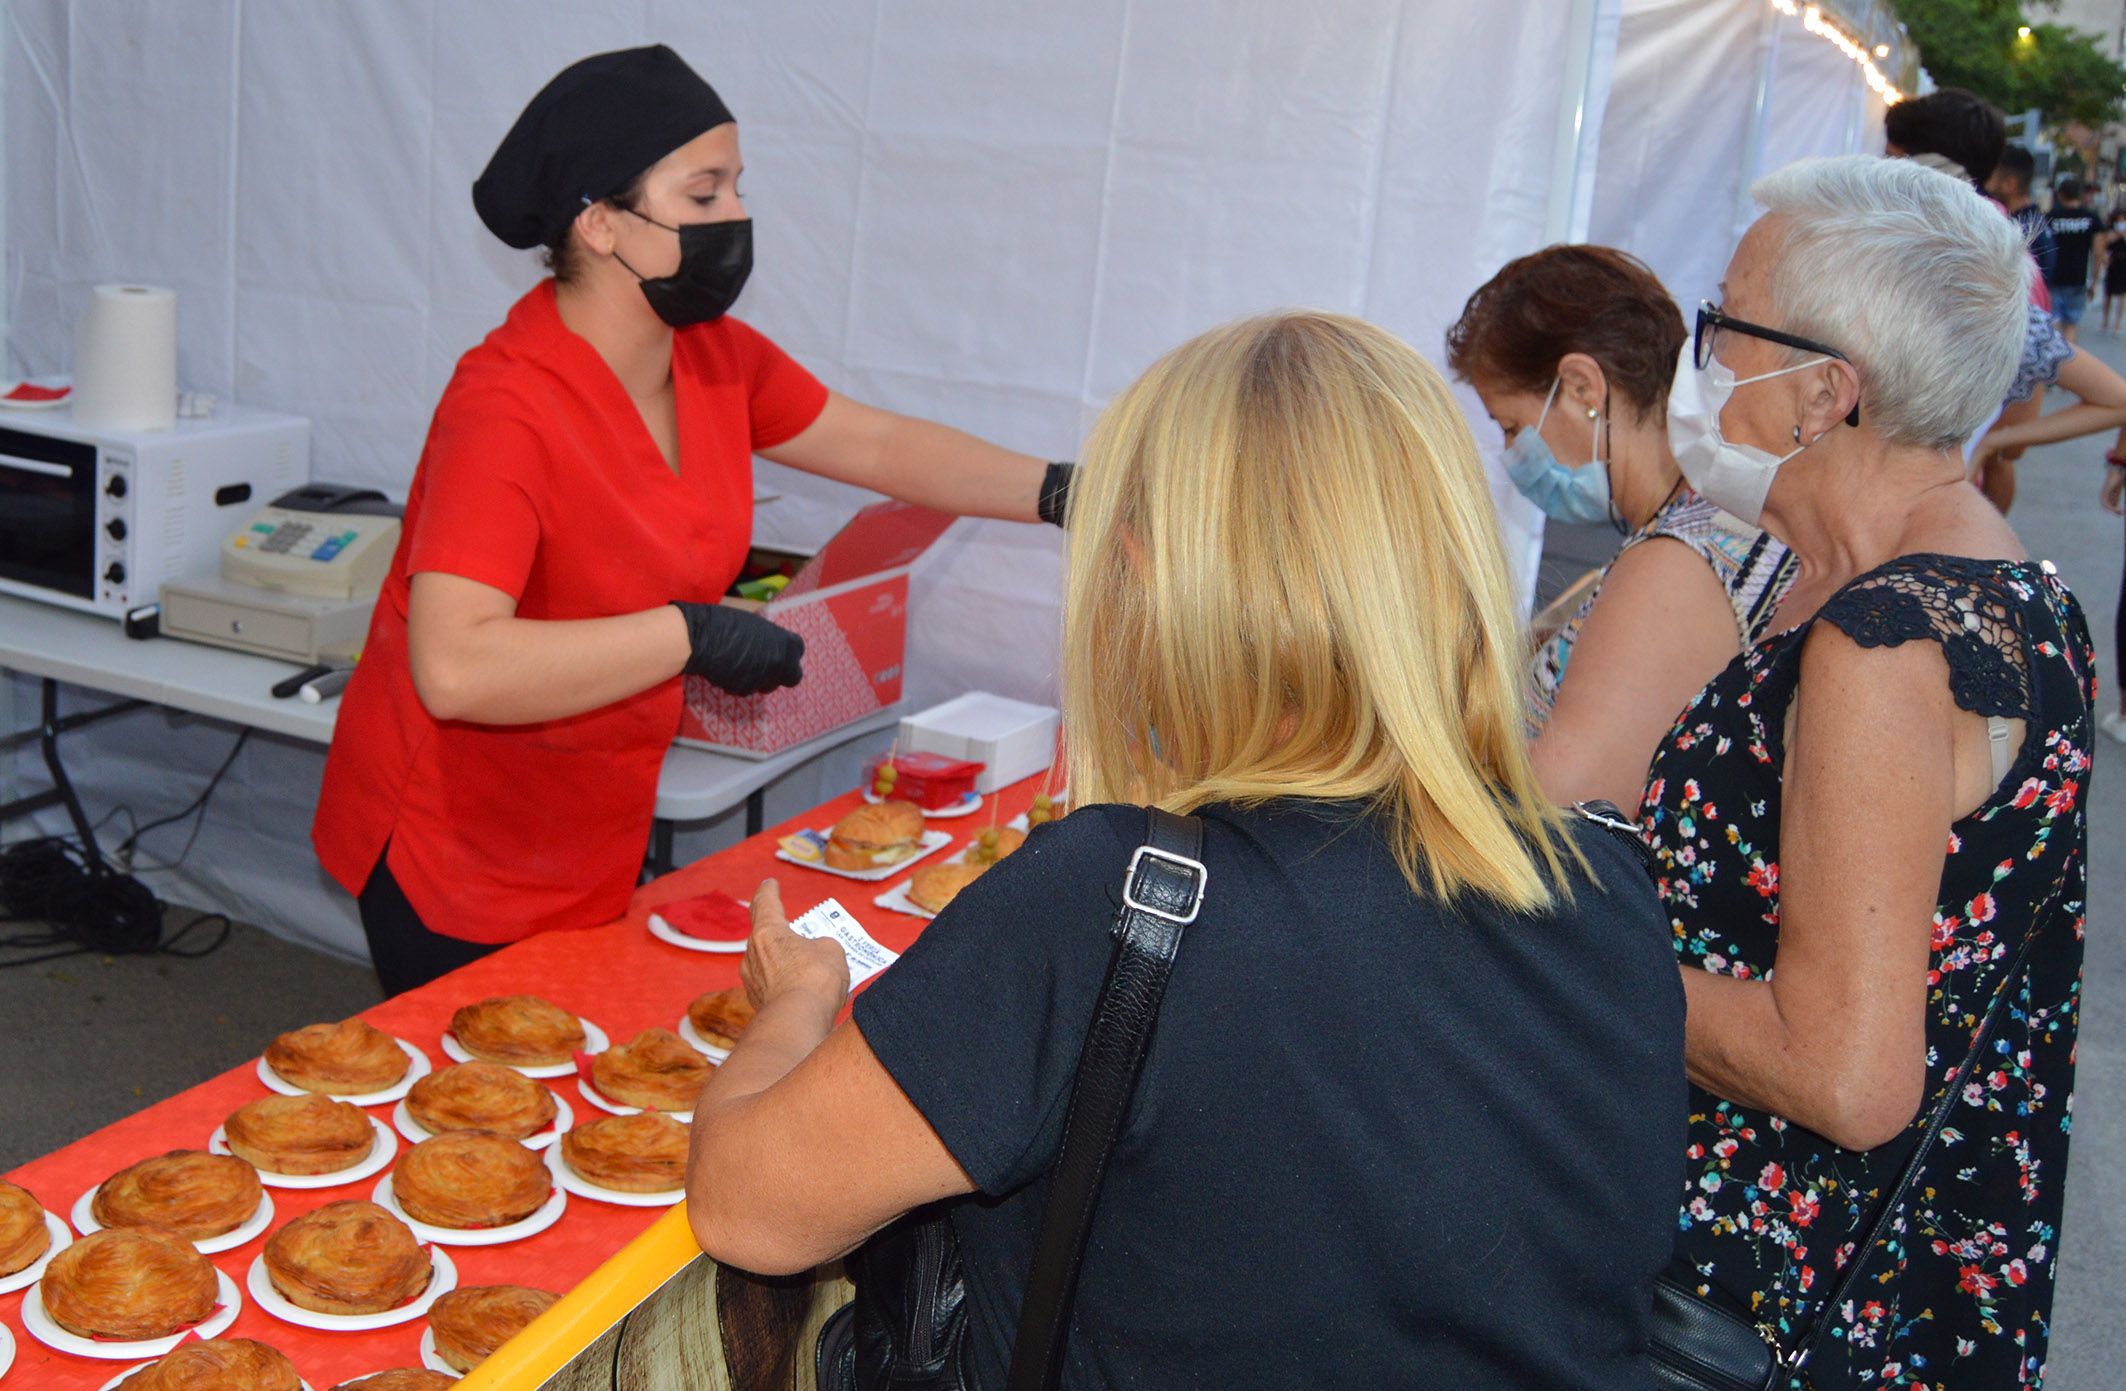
left=789, top=897, right=899, bottom=987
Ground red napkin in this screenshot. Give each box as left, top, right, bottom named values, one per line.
left=652, top=889, right=752, bottom=944
left=3, top=382, right=67, bottom=403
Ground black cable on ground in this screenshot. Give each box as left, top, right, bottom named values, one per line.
left=0, top=728, right=252, bottom=967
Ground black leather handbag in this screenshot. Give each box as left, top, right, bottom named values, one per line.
left=816, top=807, right=1209, bottom=1391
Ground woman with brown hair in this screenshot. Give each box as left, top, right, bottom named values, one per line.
left=1447, top=246, right=1798, bottom=811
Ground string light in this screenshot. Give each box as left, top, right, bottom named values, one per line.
left=1771, top=1, right=1906, bottom=105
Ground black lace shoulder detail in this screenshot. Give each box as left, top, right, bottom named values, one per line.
left=1813, top=553, right=2041, bottom=720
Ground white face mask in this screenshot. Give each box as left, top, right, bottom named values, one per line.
left=1665, top=344, right=1832, bottom=526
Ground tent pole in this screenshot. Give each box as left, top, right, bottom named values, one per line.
left=1543, top=0, right=1605, bottom=245
left=1732, top=0, right=1785, bottom=243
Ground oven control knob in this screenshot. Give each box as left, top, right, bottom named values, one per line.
left=104, top=561, right=126, bottom=585
left=106, top=518, right=127, bottom=541
left=104, top=474, right=128, bottom=499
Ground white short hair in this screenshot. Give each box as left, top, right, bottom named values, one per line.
left=1748, top=155, right=2031, bottom=449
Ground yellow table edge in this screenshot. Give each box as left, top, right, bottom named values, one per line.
left=453, top=1202, right=698, bottom=1389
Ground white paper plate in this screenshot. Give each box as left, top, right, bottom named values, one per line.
left=774, top=828, right=953, bottom=882
left=209, top=1116, right=398, bottom=1189
left=873, top=878, right=939, bottom=920
left=371, top=1170, right=566, bottom=1248
left=420, top=1327, right=462, bottom=1376
left=257, top=1037, right=431, bottom=1106
left=0, top=1320, right=13, bottom=1380
left=674, top=1015, right=734, bottom=1062
left=0, top=1209, right=71, bottom=1296
left=440, top=1018, right=607, bottom=1078
left=860, top=787, right=983, bottom=817
left=21, top=1267, right=239, bottom=1360
left=646, top=911, right=749, bottom=953
left=392, top=1089, right=573, bottom=1152
left=246, top=1245, right=457, bottom=1332
left=71, top=1182, right=273, bottom=1255
left=101, top=1370, right=314, bottom=1391
left=577, top=1075, right=692, bottom=1125
left=547, top=1143, right=685, bottom=1209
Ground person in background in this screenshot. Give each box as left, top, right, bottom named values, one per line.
left=313, top=47, right=1072, bottom=995
left=2045, top=175, right=2099, bottom=344
left=1648, top=154, right=2089, bottom=1389
left=1882, top=90, right=2126, bottom=515
left=687, top=312, right=1688, bottom=1390
left=1985, top=143, right=2056, bottom=281
left=2099, top=207, right=2126, bottom=334
left=2099, top=426, right=2126, bottom=744
left=1444, top=247, right=1795, bottom=812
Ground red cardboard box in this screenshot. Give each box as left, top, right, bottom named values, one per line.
left=676, top=500, right=958, bottom=757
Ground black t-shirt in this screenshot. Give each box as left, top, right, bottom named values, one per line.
left=2047, top=205, right=2098, bottom=286
left=854, top=800, right=1687, bottom=1390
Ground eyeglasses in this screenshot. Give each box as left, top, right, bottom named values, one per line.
left=1695, top=301, right=1861, bottom=428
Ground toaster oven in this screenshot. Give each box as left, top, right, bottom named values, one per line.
left=0, top=402, right=309, bottom=619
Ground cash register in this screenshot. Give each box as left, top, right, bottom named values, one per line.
left=159, top=483, right=401, bottom=664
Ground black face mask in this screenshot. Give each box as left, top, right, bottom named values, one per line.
left=614, top=211, right=752, bottom=326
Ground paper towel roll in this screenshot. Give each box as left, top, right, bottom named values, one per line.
left=73, top=283, right=177, bottom=431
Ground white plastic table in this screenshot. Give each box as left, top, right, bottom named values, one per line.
left=0, top=593, right=898, bottom=872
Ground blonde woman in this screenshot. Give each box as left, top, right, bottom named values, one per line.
left=686, top=313, right=1686, bottom=1389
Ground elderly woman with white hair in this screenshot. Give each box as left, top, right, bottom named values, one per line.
left=1641, top=155, right=2091, bottom=1388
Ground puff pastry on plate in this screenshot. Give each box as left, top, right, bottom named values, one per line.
left=428, top=1283, right=558, bottom=1373
left=392, top=1133, right=550, bottom=1230
left=684, top=987, right=756, bottom=1051
left=449, top=995, right=585, bottom=1067
left=560, top=1112, right=689, bottom=1193
left=908, top=862, right=987, bottom=914
left=39, top=1228, right=218, bottom=1341
left=263, top=1200, right=430, bottom=1317
left=0, top=1179, right=51, bottom=1277
left=264, top=1019, right=409, bottom=1096
left=326, top=1372, right=455, bottom=1391
left=592, top=1028, right=710, bottom=1112
left=91, top=1150, right=261, bottom=1242
left=224, top=1094, right=376, bottom=1176
left=406, top=1062, right=556, bottom=1141
left=115, top=1337, right=299, bottom=1390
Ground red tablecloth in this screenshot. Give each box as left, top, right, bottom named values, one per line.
left=2, top=775, right=1049, bottom=1388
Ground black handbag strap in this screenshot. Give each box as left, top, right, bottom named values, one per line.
left=1782, top=857, right=2066, bottom=1381
left=1003, top=807, right=1207, bottom=1391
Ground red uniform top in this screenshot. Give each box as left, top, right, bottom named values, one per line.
left=312, top=282, right=827, bottom=943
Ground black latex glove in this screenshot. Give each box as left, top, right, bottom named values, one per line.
left=1038, top=460, right=1075, bottom=528
left=669, top=601, right=805, bottom=696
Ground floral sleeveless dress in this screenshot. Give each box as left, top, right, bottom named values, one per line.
left=1638, top=555, right=2093, bottom=1388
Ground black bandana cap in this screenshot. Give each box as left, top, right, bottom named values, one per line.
left=473, top=44, right=735, bottom=250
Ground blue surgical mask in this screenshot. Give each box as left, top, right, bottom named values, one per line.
left=1501, top=379, right=1613, bottom=525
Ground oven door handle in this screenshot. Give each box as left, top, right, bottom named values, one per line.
left=0, top=453, right=73, bottom=479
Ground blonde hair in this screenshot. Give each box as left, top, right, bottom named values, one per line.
left=1063, top=311, right=1581, bottom=911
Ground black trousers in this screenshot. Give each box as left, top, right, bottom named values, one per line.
left=358, top=845, right=498, bottom=997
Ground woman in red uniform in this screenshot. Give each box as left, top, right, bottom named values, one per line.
left=314, top=47, right=1068, bottom=994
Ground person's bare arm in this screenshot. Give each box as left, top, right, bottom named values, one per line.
left=1677, top=626, right=1956, bottom=1151
left=1532, top=537, right=1744, bottom=812
left=687, top=880, right=974, bottom=1275
left=406, top=571, right=689, bottom=724
left=761, top=391, right=1049, bottom=522
left=1973, top=346, right=2126, bottom=463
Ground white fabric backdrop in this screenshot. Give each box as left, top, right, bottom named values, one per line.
left=1590, top=0, right=1893, bottom=314
left=2, top=0, right=1611, bottom=958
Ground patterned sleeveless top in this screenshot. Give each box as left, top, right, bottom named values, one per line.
left=1639, top=555, right=2093, bottom=1388
left=1528, top=489, right=1797, bottom=735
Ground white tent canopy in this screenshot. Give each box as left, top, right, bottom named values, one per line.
left=0, top=0, right=1904, bottom=960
